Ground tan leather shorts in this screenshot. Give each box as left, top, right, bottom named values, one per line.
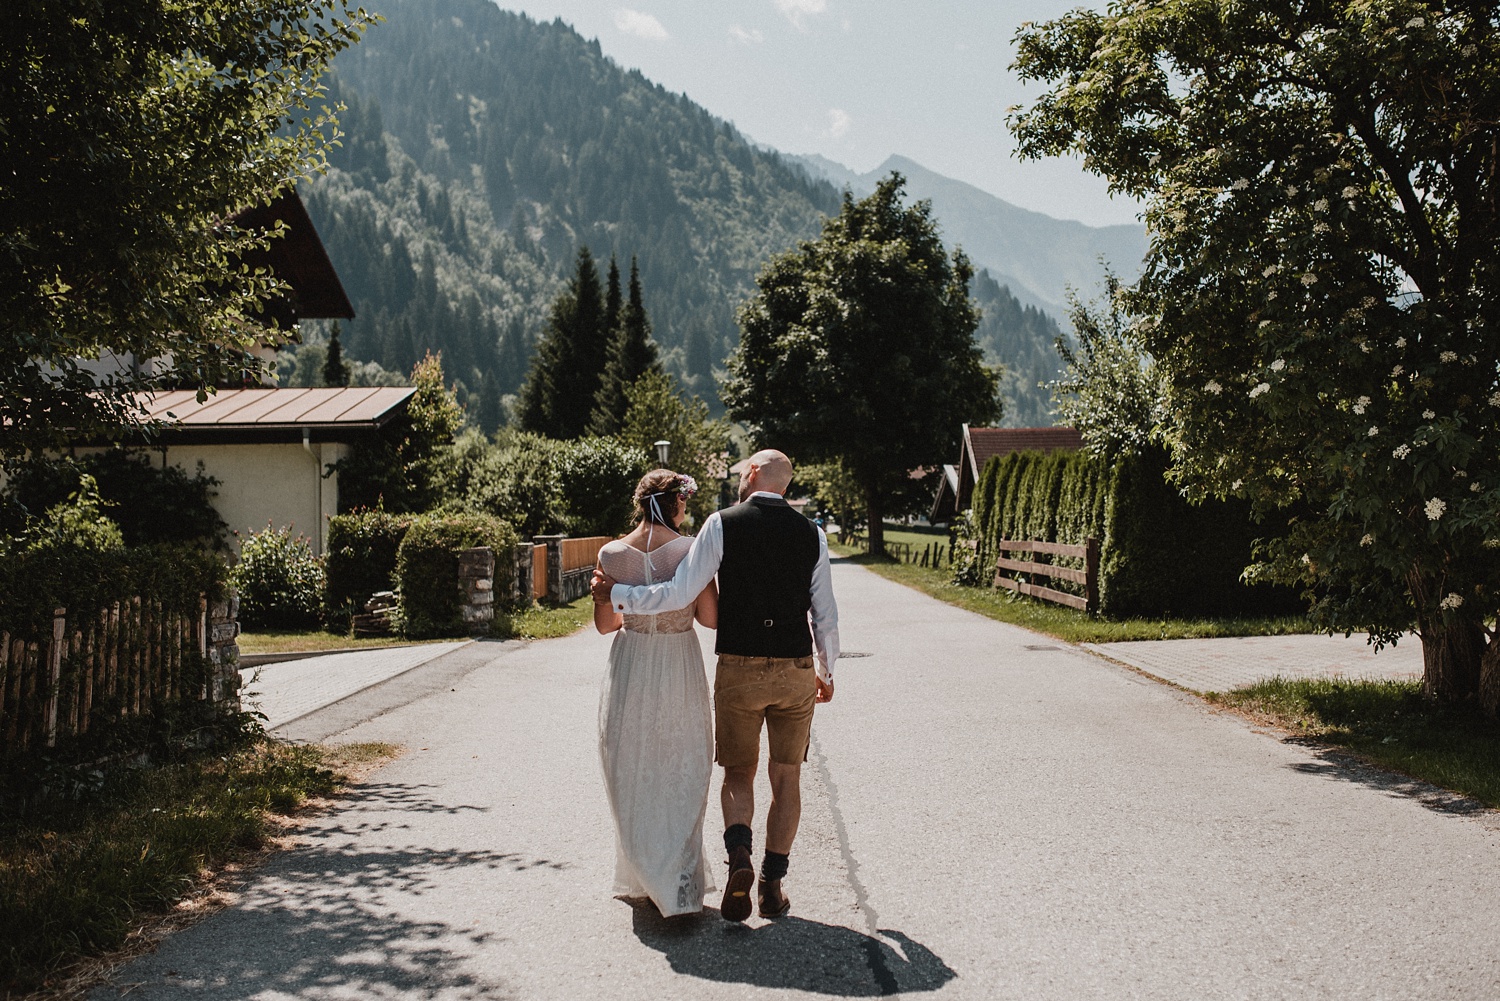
left=713, top=653, right=817, bottom=767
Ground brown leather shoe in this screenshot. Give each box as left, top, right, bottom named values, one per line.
left=758, top=878, right=790, bottom=918
left=721, top=846, right=755, bottom=922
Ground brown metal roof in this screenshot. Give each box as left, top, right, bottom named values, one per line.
left=232, top=190, right=355, bottom=326
left=139, top=387, right=414, bottom=431
left=965, top=427, right=1083, bottom=479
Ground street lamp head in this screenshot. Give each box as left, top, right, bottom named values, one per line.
left=654, top=440, right=671, bottom=466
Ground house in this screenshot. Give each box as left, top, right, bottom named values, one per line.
left=930, top=424, right=1084, bottom=524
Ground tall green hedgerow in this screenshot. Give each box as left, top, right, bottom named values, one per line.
left=324, top=510, right=414, bottom=630
left=396, top=514, right=518, bottom=638
left=232, top=525, right=325, bottom=631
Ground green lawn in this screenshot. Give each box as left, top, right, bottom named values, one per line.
left=493, top=595, right=595, bottom=640
left=1209, top=678, right=1500, bottom=808
left=238, top=631, right=454, bottom=655
left=0, top=740, right=399, bottom=994
left=240, top=596, right=596, bottom=654
left=832, top=542, right=1314, bottom=644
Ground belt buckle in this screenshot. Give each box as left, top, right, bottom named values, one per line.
left=763, top=618, right=774, bottom=628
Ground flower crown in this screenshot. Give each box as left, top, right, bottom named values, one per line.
left=646, top=474, right=697, bottom=501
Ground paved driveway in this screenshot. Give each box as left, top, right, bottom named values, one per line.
left=92, top=563, right=1500, bottom=1000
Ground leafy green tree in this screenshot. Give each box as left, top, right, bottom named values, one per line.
left=723, top=174, right=1001, bottom=555
left=1048, top=271, right=1166, bottom=461
left=336, top=353, right=464, bottom=513
left=555, top=437, right=651, bottom=536
left=591, top=257, right=664, bottom=435
left=620, top=370, right=728, bottom=525
left=517, top=246, right=610, bottom=439
left=1011, top=0, right=1500, bottom=706
left=323, top=321, right=352, bottom=387
left=0, top=0, right=375, bottom=460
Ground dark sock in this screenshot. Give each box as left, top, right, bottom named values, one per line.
left=761, top=851, right=789, bottom=883
left=724, top=824, right=753, bottom=854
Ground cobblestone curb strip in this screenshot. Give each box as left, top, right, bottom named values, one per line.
left=1082, top=633, right=1423, bottom=693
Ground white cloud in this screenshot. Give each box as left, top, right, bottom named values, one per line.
left=825, top=108, right=851, bottom=138
left=774, top=0, right=828, bottom=31
left=729, top=24, right=764, bottom=44
left=613, top=8, right=669, bottom=41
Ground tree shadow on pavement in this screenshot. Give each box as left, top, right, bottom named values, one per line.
left=1284, top=744, right=1490, bottom=816
left=628, top=900, right=956, bottom=996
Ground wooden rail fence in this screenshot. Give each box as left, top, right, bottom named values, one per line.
left=1, top=595, right=239, bottom=756
left=993, top=538, right=1099, bottom=613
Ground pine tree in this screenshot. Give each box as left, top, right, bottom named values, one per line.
left=603, top=254, right=622, bottom=341
left=589, top=257, right=663, bottom=435
left=517, top=246, right=610, bottom=438
left=323, top=321, right=352, bottom=386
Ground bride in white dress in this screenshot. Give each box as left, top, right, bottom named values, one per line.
left=594, top=469, right=717, bottom=917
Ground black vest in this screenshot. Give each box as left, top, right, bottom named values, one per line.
left=715, top=496, right=821, bottom=658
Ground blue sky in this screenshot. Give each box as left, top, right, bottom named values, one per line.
left=493, top=1, right=1141, bottom=228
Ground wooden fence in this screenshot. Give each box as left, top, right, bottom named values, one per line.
left=838, top=533, right=953, bottom=569
left=1, top=595, right=239, bottom=756
left=993, top=538, right=1100, bottom=613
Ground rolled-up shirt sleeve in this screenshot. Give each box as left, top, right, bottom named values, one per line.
left=609, top=513, right=725, bottom=614
left=810, top=528, right=839, bottom=684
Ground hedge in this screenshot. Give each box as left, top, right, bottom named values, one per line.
left=970, top=447, right=1299, bottom=618
left=395, top=513, right=519, bottom=638
left=325, top=510, right=416, bottom=628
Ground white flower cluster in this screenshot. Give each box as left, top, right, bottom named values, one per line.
left=1391, top=365, right=1404, bottom=377
left=1231, top=479, right=1244, bottom=491
left=1271, top=358, right=1286, bottom=371
left=1367, top=425, right=1380, bottom=437
left=1440, top=593, right=1464, bottom=610
left=1422, top=409, right=1435, bottom=419
left=1440, top=350, right=1458, bottom=362
left=1263, top=264, right=1278, bottom=277
left=1313, top=198, right=1330, bottom=213
left=1490, top=391, right=1500, bottom=407
left=1360, top=534, right=1374, bottom=547
left=1314, top=222, right=1331, bottom=234
left=1393, top=444, right=1411, bottom=459
left=1302, top=273, right=1318, bottom=285
left=1342, top=185, right=1360, bottom=199
left=1204, top=380, right=1223, bottom=395
left=1250, top=382, right=1271, bottom=398
left=1472, top=482, right=1483, bottom=493
left=1406, top=16, right=1425, bottom=27
left=1360, top=341, right=1372, bottom=353
left=1395, top=336, right=1407, bottom=348
left=1425, top=497, right=1446, bottom=521
left=1462, top=43, right=1478, bottom=57
left=1353, top=396, right=1370, bottom=414
left=1286, top=185, right=1300, bottom=196
left=1231, top=178, right=1249, bottom=190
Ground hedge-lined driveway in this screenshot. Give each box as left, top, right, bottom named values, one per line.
left=91, top=562, right=1500, bottom=1000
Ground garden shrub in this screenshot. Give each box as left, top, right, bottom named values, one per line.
left=324, top=510, right=415, bottom=630
left=462, top=430, right=567, bottom=538
left=395, top=513, right=519, bottom=638
left=554, top=436, right=649, bottom=537
left=231, top=525, right=325, bottom=631
left=969, top=447, right=1299, bottom=617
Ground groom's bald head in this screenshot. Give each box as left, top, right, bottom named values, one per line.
left=739, top=449, right=794, bottom=500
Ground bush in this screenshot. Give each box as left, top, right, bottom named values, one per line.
left=970, top=447, right=1299, bottom=617
left=324, top=510, right=415, bottom=630
left=231, top=525, right=325, bottom=630
left=461, top=430, right=567, bottom=538
left=395, top=513, right=518, bottom=638
left=554, top=436, right=650, bottom=536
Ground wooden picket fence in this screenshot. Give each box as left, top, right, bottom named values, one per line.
left=993, top=538, right=1100, bottom=613
left=1, top=597, right=218, bottom=755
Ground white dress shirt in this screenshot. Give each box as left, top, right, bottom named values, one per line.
left=609, top=492, right=841, bottom=682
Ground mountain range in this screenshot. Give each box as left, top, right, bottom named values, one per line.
left=301, top=0, right=1147, bottom=428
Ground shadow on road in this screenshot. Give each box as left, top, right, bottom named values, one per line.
left=1283, top=743, right=1489, bottom=816
left=628, top=900, right=956, bottom=996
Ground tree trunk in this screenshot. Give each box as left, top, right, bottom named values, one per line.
left=865, top=487, right=885, bottom=558
left=1418, top=618, right=1484, bottom=702
left=1479, top=630, right=1500, bottom=718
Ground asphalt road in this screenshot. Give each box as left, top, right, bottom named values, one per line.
left=91, top=561, right=1500, bottom=1000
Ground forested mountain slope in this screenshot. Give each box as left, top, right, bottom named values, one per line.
left=306, top=0, right=1069, bottom=426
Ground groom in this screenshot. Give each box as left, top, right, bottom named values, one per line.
left=591, top=449, right=839, bottom=922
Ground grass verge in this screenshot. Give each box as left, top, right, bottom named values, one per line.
left=237, top=631, right=452, bottom=655
left=493, top=595, right=594, bottom=640
left=0, top=739, right=400, bottom=996
left=833, top=546, right=1313, bottom=644
left=1207, top=678, right=1500, bottom=808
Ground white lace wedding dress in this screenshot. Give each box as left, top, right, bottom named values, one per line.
left=597, top=535, right=715, bottom=916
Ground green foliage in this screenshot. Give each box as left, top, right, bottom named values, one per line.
left=335, top=352, right=465, bottom=513
left=1010, top=0, right=1500, bottom=699
left=619, top=370, right=728, bottom=525
left=2, top=451, right=227, bottom=550
left=591, top=257, right=664, bottom=435
left=553, top=438, right=651, bottom=537
left=324, top=509, right=415, bottom=629
left=459, top=430, right=568, bottom=538
left=1049, top=271, right=1166, bottom=461
left=395, top=513, right=517, bottom=638
left=302, top=0, right=841, bottom=411
left=724, top=173, right=1001, bottom=552
left=970, top=448, right=1297, bottom=618
left=231, top=526, right=325, bottom=631
left=5, top=474, right=125, bottom=555
left=799, top=461, right=866, bottom=534
left=0, top=0, right=375, bottom=459
left=517, top=246, right=611, bottom=439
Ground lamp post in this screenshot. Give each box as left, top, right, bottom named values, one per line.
left=654, top=440, right=671, bottom=466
